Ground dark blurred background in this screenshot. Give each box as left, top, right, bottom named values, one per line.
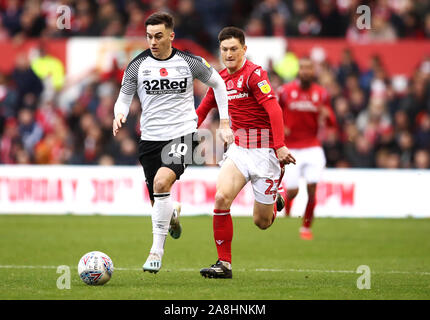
left=0, top=0, right=429, bottom=169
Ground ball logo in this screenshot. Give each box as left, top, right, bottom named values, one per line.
left=160, top=68, right=168, bottom=77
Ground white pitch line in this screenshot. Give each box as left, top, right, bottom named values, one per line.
left=1, top=265, right=430, bottom=276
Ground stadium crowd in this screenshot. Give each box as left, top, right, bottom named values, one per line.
left=0, top=0, right=430, bottom=169
left=1, top=0, right=430, bottom=45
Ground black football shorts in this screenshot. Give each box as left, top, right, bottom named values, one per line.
left=138, top=132, right=200, bottom=201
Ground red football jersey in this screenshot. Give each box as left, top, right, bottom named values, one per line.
left=197, top=60, right=284, bottom=149
left=278, top=80, right=335, bottom=149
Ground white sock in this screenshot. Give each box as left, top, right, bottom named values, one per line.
left=150, top=193, right=174, bottom=257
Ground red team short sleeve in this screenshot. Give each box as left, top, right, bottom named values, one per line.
left=197, top=87, right=217, bottom=127
left=247, top=68, right=276, bottom=104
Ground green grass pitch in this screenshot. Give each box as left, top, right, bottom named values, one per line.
left=0, top=215, right=429, bottom=300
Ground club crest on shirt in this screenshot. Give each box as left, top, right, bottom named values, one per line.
left=257, top=80, right=271, bottom=94
left=227, top=80, right=234, bottom=90
left=237, top=75, right=244, bottom=88
left=312, top=92, right=319, bottom=102
left=176, top=66, right=189, bottom=75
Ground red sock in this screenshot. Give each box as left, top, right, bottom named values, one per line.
left=303, top=195, right=316, bottom=228
left=271, top=202, right=277, bottom=224
left=213, top=209, right=233, bottom=263
left=285, top=197, right=293, bottom=216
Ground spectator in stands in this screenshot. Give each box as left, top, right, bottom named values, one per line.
left=31, top=43, right=65, bottom=94
left=399, top=72, right=430, bottom=129
left=97, top=0, right=121, bottom=33
left=124, top=2, right=146, bottom=37
left=116, top=137, right=138, bottom=165
left=424, top=13, right=430, bottom=38
left=72, top=7, right=100, bottom=36
left=18, top=0, right=46, bottom=38
left=317, top=0, right=346, bottom=37
left=244, top=17, right=265, bottom=37
left=1, top=0, right=22, bottom=37
left=413, top=149, right=430, bottom=169
left=250, top=0, right=290, bottom=36
left=336, top=48, right=360, bottom=87
left=17, top=108, right=43, bottom=156
left=1, top=0, right=430, bottom=169
left=344, top=133, right=375, bottom=168
left=174, top=0, right=211, bottom=50
left=285, top=0, right=311, bottom=36
left=368, top=11, right=397, bottom=42
left=415, top=112, right=430, bottom=150
left=0, top=118, right=19, bottom=164
left=0, top=72, right=18, bottom=119
left=356, top=97, right=393, bottom=146
left=360, top=55, right=384, bottom=95
left=98, top=154, right=115, bottom=166
left=0, top=14, right=10, bottom=40
left=11, top=53, right=44, bottom=114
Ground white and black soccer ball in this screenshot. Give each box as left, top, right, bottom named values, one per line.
left=78, top=251, right=114, bottom=285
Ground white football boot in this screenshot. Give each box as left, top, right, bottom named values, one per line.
left=143, top=252, right=162, bottom=273
left=169, top=202, right=182, bottom=239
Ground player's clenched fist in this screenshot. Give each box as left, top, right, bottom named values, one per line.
left=113, top=113, right=126, bottom=136
left=276, top=146, right=296, bottom=165
left=218, top=119, right=234, bottom=145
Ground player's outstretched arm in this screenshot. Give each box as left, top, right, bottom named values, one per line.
left=204, top=70, right=229, bottom=122
left=204, top=70, right=233, bottom=144
left=260, top=95, right=296, bottom=165
left=196, top=88, right=217, bottom=127
left=196, top=87, right=234, bottom=144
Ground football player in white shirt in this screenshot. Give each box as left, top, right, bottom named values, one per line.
left=113, top=12, right=233, bottom=273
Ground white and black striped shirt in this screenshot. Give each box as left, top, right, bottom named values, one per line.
left=114, top=48, right=228, bottom=141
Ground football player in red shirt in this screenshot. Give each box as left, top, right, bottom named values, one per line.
left=196, top=27, right=296, bottom=278
left=277, top=57, right=337, bottom=240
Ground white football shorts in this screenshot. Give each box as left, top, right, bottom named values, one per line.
left=222, top=143, right=282, bottom=204
left=284, top=146, right=326, bottom=189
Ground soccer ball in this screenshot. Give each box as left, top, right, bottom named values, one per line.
left=78, top=251, right=114, bottom=285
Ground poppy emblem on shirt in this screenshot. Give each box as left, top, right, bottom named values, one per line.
left=227, top=80, right=234, bottom=90
left=160, top=68, right=168, bottom=77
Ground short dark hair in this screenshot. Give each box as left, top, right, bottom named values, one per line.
left=145, top=12, right=174, bottom=29
left=218, top=26, right=245, bottom=46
